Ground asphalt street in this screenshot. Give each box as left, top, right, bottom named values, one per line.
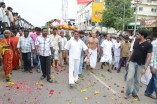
left=0, top=63, right=156, bottom=104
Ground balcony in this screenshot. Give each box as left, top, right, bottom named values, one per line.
left=135, top=11, right=157, bottom=16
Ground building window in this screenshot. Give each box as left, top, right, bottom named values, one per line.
left=151, top=8, right=157, bottom=12
left=139, top=7, right=143, bottom=11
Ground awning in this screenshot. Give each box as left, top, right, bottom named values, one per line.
left=127, top=22, right=141, bottom=26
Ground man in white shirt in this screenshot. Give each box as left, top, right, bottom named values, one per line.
left=35, top=28, right=53, bottom=83
left=1, top=2, right=10, bottom=28
left=0, top=2, right=3, bottom=34
left=7, top=7, right=13, bottom=28
left=59, top=31, right=67, bottom=67
left=112, top=37, right=121, bottom=70
left=49, top=28, right=60, bottom=68
left=100, top=34, right=113, bottom=73
left=64, top=31, right=88, bottom=87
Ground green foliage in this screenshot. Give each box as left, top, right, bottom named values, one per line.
left=102, top=0, right=135, bottom=31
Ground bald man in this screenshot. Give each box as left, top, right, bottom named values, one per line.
left=86, top=32, right=98, bottom=72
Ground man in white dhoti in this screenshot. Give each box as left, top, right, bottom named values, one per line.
left=100, top=34, right=113, bottom=73
left=86, top=32, right=98, bottom=72
left=64, top=31, right=88, bottom=87
left=112, top=37, right=121, bottom=70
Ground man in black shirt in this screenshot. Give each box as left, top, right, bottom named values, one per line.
left=125, top=30, right=152, bottom=100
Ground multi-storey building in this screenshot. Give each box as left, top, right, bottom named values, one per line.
left=131, top=0, right=157, bottom=20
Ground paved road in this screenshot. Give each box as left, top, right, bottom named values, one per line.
left=0, top=63, right=156, bottom=104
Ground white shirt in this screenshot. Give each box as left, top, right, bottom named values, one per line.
left=35, top=35, right=53, bottom=56
left=8, top=11, right=13, bottom=22
left=49, top=34, right=60, bottom=50
left=60, top=36, right=67, bottom=50
left=64, top=38, right=88, bottom=60
left=114, top=42, right=121, bottom=57
left=2, top=8, right=10, bottom=26
left=101, top=39, right=113, bottom=56
left=0, top=8, right=3, bottom=21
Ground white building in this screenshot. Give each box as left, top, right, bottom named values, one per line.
left=76, top=1, right=117, bottom=33
left=131, top=0, right=157, bottom=20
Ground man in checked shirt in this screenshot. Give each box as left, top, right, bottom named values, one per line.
left=17, top=29, right=35, bottom=73
left=35, top=28, right=53, bottom=83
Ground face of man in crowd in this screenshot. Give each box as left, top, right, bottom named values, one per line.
left=92, top=33, right=96, bottom=38
left=53, top=29, right=57, bottom=34
left=19, top=29, right=23, bottom=35
left=79, top=34, right=84, bottom=39
left=2, top=4, right=6, bottom=8
left=42, top=29, right=48, bottom=37
left=10, top=32, right=15, bottom=37
left=74, top=32, right=79, bottom=40
left=66, top=31, right=69, bottom=35
left=136, top=32, right=142, bottom=40
left=36, top=31, right=41, bottom=35
left=24, top=32, right=29, bottom=37
left=60, top=32, right=64, bottom=37
left=106, top=34, right=110, bottom=40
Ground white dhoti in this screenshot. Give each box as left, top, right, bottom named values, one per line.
left=54, top=49, right=59, bottom=60
left=88, top=48, right=97, bottom=69
left=100, top=54, right=112, bottom=64
left=114, top=56, right=120, bottom=68
left=69, top=58, right=80, bottom=84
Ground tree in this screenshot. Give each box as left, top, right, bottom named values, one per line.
left=102, top=0, right=134, bottom=31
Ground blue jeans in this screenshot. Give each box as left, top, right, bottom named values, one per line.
left=79, top=56, right=84, bottom=75
left=33, top=53, right=41, bottom=70
left=145, top=70, right=157, bottom=98
left=125, top=62, right=144, bottom=96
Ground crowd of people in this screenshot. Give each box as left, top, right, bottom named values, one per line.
left=0, top=2, right=33, bottom=35
left=0, top=26, right=157, bottom=101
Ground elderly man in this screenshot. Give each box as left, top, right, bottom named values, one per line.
left=100, top=34, right=113, bottom=73
left=86, top=32, right=98, bottom=72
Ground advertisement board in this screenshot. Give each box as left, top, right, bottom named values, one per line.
left=91, top=2, right=104, bottom=22
left=141, top=19, right=157, bottom=28
left=77, top=0, right=93, bottom=5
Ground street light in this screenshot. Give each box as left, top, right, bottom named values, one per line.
left=133, top=0, right=142, bottom=36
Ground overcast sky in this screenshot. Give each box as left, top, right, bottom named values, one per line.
left=5, top=0, right=77, bottom=27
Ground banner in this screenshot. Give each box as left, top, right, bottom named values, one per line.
left=77, top=0, right=93, bottom=5
left=141, top=19, right=157, bottom=28
left=92, top=2, right=104, bottom=22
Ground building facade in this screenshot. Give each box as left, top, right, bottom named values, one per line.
left=131, top=0, right=157, bottom=20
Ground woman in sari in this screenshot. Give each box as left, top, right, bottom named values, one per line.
left=0, top=30, right=13, bottom=82
left=10, top=30, right=20, bottom=70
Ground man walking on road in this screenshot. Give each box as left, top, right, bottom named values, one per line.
left=117, top=36, right=131, bottom=73
left=125, top=30, right=152, bottom=100
left=64, top=31, right=88, bottom=87
left=59, top=31, right=67, bottom=67
left=17, top=29, right=35, bottom=73
left=86, top=32, right=98, bottom=72
left=144, top=34, right=157, bottom=99
left=100, top=34, right=113, bottom=73
left=49, top=28, right=60, bottom=69
left=35, top=28, right=53, bottom=83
